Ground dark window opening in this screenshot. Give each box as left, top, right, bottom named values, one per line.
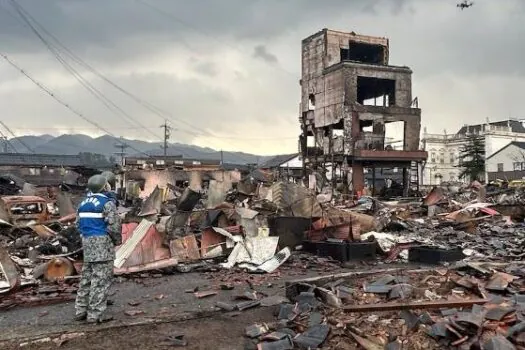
left=359, top=120, right=373, bottom=132
left=357, top=76, right=396, bottom=106
left=497, top=163, right=504, bottom=172
left=348, top=41, right=385, bottom=65
left=340, top=48, right=350, bottom=61
left=308, top=94, right=316, bottom=110
left=9, top=202, right=44, bottom=215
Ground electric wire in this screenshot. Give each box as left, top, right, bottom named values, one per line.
left=0, top=120, right=34, bottom=153
left=0, top=53, right=154, bottom=159
left=8, top=0, right=164, bottom=143
left=2, top=1, right=280, bottom=163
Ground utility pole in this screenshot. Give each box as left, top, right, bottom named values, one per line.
left=114, top=137, right=129, bottom=166
left=220, top=149, right=224, bottom=165
left=160, top=120, right=172, bottom=161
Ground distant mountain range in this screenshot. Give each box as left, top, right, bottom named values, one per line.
left=6, top=134, right=274, bottom=165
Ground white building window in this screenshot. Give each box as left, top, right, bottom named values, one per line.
left=156, top=160, right=165, bottom=165
left=136, top=160, right=146, bottom=165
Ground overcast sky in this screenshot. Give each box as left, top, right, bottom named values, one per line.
left=0, top=0, right=523, bottom=155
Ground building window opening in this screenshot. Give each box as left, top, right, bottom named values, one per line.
left=348, top=41, right=385, bottom=65
left=357, top=77, right=395, bottom=106
left=340, top=48, right=349, bottom=62
left=497, top=163, right=504, bottom=172
left=384, top=121, right=405, bottom=151
left=10, top=202, right=44, bottom=215
left=359, top=120, right=373, bottom=132
left=308, top=94, right=316, bottom=110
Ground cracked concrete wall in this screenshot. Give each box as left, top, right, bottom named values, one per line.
left=300, top=29, right=421, bottom=159
left=325, top=29, right=389, bottom=67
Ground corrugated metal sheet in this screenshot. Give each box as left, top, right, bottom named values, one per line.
left=268, top=182, right=323, bottom=218
left=116, top=221, right=171, bottom=269
left=114, top=219, right=154, bottom=268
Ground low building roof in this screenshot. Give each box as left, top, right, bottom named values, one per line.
left=0, top=153, right=81, bottom=167
left=260, top=153, right=298, bottom=169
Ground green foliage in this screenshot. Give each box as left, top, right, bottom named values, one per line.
left=457, top=135, right=485, bottom=181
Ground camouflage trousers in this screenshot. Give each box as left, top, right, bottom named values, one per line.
left=75, top=261, right=114, bottom=321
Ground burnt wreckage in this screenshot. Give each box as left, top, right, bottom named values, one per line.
left=299, top=29, right=427, bottom=197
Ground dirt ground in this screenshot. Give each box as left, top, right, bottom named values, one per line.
left=4, top=306, right=278, bottom=350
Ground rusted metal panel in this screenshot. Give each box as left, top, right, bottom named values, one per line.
left=423, top=186, right=444, bottom=206
left=353, top=150, right=427, bottom=161
left=201, top=227, right=226, bottom=258
left=117, top=221, right=170, bottom=269
left=0, top=195, right=50, bottom=225
left=306, top=222, right=351, bottom=242
left=169, top=235, right=200, bottom=262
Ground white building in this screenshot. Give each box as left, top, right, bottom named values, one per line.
left=486, top=141, right=525, bottom=181
left=421, top=119, right=525, bottom=185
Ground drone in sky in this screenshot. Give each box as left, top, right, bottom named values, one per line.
left=457, top=1, right=474, bottom=10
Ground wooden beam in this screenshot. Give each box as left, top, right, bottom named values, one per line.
left=343, top=298, right=489, bottom=313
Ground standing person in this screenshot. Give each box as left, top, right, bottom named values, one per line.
left=101, top=171, right=118, bottom=207
left=75, top=174, right=122, bottom=323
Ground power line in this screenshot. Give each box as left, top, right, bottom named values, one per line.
left=2, top=1, right=263, bottom=163
left=7, top=0, right=164, bottom=142
left=8, top=1, right=280, bottom=150
left=0, top=53, right=153, bottom=159
left=0, top=120, right=34, bottom=153
left=4, top=1, right=214, bottom=160
left=6, top=0, right=209, bottom=139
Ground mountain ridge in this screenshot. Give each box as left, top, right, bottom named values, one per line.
left=6, top=134, right=276, bottom=164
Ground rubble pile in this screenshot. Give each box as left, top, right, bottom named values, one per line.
left=2, top=176, right=525, bottom=347
left=241, top=266, right=525, bottom=349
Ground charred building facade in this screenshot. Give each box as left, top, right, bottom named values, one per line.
left=299, top=29, right=427, bottom=196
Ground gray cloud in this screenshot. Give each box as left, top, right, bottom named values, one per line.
left=189, top=59, right=218, bottom=77
left=252, top=45, right=278, bottom=64
left=0, top=0, right=524, bottom=154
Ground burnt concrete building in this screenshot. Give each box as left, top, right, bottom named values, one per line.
left=299, top=29, right=427, bottom=196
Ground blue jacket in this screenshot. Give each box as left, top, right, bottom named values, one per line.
left=77, top=193, right=110, bottom=237
left=103, top=191, right=119, bottom=207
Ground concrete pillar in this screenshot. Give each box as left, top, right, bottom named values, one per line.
left=352, top=162, right=365, bottom=196
left=402, top=167, right=409, bottom=197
